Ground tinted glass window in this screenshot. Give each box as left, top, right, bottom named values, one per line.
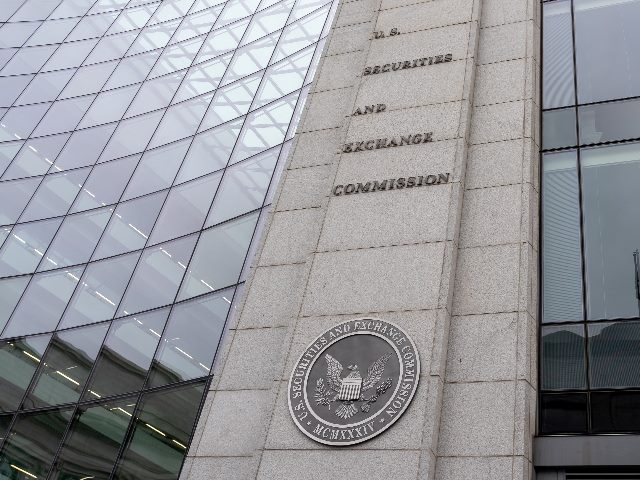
left=540, top=393, right=588, bottom=434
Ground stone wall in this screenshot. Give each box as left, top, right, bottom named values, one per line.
left=182, top=0, right=540, bottom=478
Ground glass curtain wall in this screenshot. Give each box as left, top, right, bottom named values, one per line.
left=0, top=0, right=337, bottom=478
left=541, top=0, right=640, bottom=434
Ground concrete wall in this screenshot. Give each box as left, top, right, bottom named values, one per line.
left=182, top=0, right=540, bottom=478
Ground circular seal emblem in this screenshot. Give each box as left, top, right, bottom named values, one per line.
left=287, top=318, right=420, bottom=446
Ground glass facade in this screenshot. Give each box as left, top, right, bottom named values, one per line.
left=0, top=0, right=336, bottom=477
left=541, top=0, right=640, bottom=434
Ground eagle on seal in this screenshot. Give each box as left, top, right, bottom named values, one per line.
left=316, top=353, right=392, bottom=419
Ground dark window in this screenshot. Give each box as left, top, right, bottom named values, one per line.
left=540, top=393, right=589, bottom=434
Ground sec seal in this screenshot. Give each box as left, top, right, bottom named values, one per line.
left=287, top=318, right=420, bottom=446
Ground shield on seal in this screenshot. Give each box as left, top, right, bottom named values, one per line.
left=338, top=370, right=362, bottom=401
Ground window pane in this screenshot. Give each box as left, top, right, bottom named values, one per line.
left=206, top=147, right=277, bottom=226
left=60, top=251, right=140, bottom=328
left=93, top=191, right=167, bottom=259
left=113, top=382, right=205, bottom=480
left=591, top=391, right=640, bottom=433
left=125, top=72, right=184, bottom=118
left=172, top=52, right=232, bottom=102
left=122, top=140, right=190, bottom=200
left=542, top=151, right=584, bottom=322
left=0, top=142, right=23, bottom=178
left=575, top=0, right=640, bottom=103
left=49, top=398, right=135, bottom=480
left=2, top=133, right=69, bottom=181
left=540, top=393, right=588, bottom=434
left=79, top=84, right=140, bottom=128
left=0, top=276, right=30, bottom=335
left=41, top=38, right=97, bottom=72
left=3, top=267, right=83, bottom=338
left=195, top=18, right=248, bottom=63
left=579, top=98, right=640, bottom=145
left=149, top=173, right=222, bottom=245
left=0, top=415, right=10, bottom=444
left=0, top=75, right=33, bottom=107
left=39, top=208, right=112, bottom=271
left=542, top=0, right=575, bottom=109
left=541, top=324, right=587, bottom=390
left=0, top=408, right=73, bottom=480
left=27, top=322, right=109, bottom=408
left=178, top=212, right=257, bottom=300
left=99, top=109, right=164, bottom=161
left=148, top=289, right=232, bottom=387
left=542, top=108, right=577, bottom=150
left=118, top=234, right=198, bottom=315
left=60, top=61, right=118, bottom=99
left=0, top=178, right=40, bottom=225
left=148, top=93, right=211, bottom=149
left=589, top=321, right=640, bottom=388
left=0, top=44, right=57, bottom=75
left=71, top=155, right=139, bottom=212
left=175, top=118, right=242, bottom=183
left=581, top=143, right=640, bottom=320
left=104, top=50, right=161, bottom=90
left=0, top=103, right=50, bottom=142
left=20, top=167, right=90, bottom=222
left=0, top=335, right=50, bottom=412
left=32, top=95, right=95, bottom=137
left=85, top=309, right=168, bottom=398
left=0, top=217, right=62, bottom=277
left=53, top=123, right=118, bottom=171
left=24, top=17, right=77, bottom=46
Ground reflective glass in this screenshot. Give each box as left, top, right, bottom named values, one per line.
left=59, top=61, right=118, bottom=99
left=104, top=50, right=161, bottom=89
left=0, top=0, right=23, bottom=22
left=85, top=309, right=169, bottom=398
left=0, top=218, right=62, bottom=277
left=32, top=95, right=95, bottom=137
left=253, top=46, right=313, bottom=108
left=221, top=33, right=278, bottom=86
left=194, top=17, right=249, bottom=63
left=16, top=69, right=75, bottom=105
left=11, top=0, right=60, bottom=21
left=0, top=408, right=73, bottom=480
left=172, top=52, right=232, bottom=102
left=230, top=91, right=297, bottom=164
left=271, top=5, right=327, bottom=62
left=60, top=251, right=140, bottom=328
left=198, top=73, right=261, bottom=131
left=0, top=415, right=10, bottom=444
left=53, top=123, right=118, bottom=171
left=0, top=103, right=51, bottom=142
left=0, top=75, right=33, bottom=107
left=41, top=39, right=98, bottom=72
left=579, top=98, right=640, bottom=145
left=178, top=211, right=257, bottom=300
left=206, top=148, right=277, bottom=226
left=113, top=382, right=205, bottom=480
left=126, top=20, right=179, bottom=55
left=581, top=143, right=640, bottom=320
left=150, top=174, right=222, bottom=244
left=84, top=30, right=138, bottom=64
left=0, top=23, right=39, bottom=48
left=27, top=323, right=109, bottom=408
left=0, top=178, right=40, bottom=225
left=71, top=155, right=139, bottom=212
left=0, top=49, right=17, bottom=71
left=79, top=84, right=140, bottom=128
left=4, top=267, right=83, bottom=338
left=150, top=37, right=204, bottom=79
left=49, top=398, right=135, bottom=480
left=541, top=324, right=587, bottom=390
left=171, top=6, right=223, bottom=44
left=118, top=234, right=198, bottom=315
left=542, top=151, right=584, bottom=323
left=148, top=93, right=211, bottom=148
left=20, top=167, right=90, bottom=222
left=176, top=118, right=242, bottom=183
left=0, top=142, right=23, bottom=177
left=107, top=5, right=156, bottom=35
left=24, top=18, right=77, bottom=46
left=540, top=393, right=588, bottom=434
left=217, top=0, right=261, bottom=26
left=93, top=191, right=167, bottom=259
left=122, top=140, right=190, bottom=200
left=0, top=44, right=57, bottom=75
left=589, top=321, right=640, bottom=388
left=0, top=276, right=30, bottom=334
left=149, top=290, right=232, bottom=386
left=39, top=208, right=112, bottom=271
left=149, top=0, right=196, bottom=24
left=287, top=0, right=329, bottom=24
left=591, top=391, right=640, bottom=433
left=575, top=0, right=640, bottom=103
left=0, top=335, right=50, bottom=412
left=67, top=11, right=119, bottom=41
left=242, top=0, right=293, bottom=45
left=50, top=0, right=93, bottom=19
left=2, top=133, right=70, bottom=180
left=99, top=109, right=164, bottom=161
left=125, top=72, right=184, bottom=118
left=542, top=108, right=577, bottom=150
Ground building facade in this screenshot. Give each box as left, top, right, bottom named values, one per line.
left=0, top=0, right=639, bottom=479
